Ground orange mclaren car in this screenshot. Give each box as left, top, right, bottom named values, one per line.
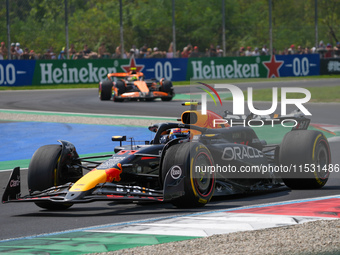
left=99, top=68, right=174, bottom=102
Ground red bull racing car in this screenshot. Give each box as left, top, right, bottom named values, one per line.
left=2, top=103, right=331, bottom=210
left=98, top=67, right=174, bottom=102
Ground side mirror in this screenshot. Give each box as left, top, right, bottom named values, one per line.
left=112, top=136, right=126, bottom=146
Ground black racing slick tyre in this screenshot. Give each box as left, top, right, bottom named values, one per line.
left=99, top=81, right=113, bottom=100
left=279, top=130, right=331, bottom=189
left=160, top=80, right=173, bottom=101
left=28, top=145, right=73, bottom=210
left=162, top=142, right=215, bottom=208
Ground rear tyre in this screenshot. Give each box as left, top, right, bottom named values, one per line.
left=280, top=130, right=331, bottom=189
left=113, top=80, right=126, bottom=102
left=162, top=143, right=215, bottom=208
left=28, top=145, right=73, bottom=210
left=99, top=81, right=113, bottom=100
left=160, top=80, right=173, bottom=101
left=161, top=96, right=173, bottom=102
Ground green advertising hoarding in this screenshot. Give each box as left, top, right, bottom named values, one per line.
left=32, top=59, right=129, bottom=85
left=187, top=56, right=269, bottom=80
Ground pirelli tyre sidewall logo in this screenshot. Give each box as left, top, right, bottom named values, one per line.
left=170, top=165, right=182, bottom=179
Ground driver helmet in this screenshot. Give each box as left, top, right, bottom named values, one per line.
left=169, top=128, right=189, bottom=140
left=128, top=75, right=137, bottom=81
left=130, top=67, right=137, bottom=74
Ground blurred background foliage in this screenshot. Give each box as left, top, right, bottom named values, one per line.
left=0, top=0, right=339, bottom=55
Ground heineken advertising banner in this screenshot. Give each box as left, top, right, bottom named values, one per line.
left=0, top=60, right=36, bottom=86
left=33, top=58, right=188, bottom=85
left=34, top=59, right=119, bottom=85
left=320, top=58, right=340, bottom=75
left=273, top=54, right=320, bottom=77
left=187, top=54, right=320, bottom=80
left=0, top=54, right=320, bottom=87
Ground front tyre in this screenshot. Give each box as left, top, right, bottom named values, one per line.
left=280, top=130, right=331, bottom=189
left=99, top=81, right=113, bottom=100
left=28, top=145, right=73, bottom=210
left=162, top=143, right=215, bottom=208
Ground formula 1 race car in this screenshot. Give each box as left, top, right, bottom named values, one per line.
left=98, top=67, right=174, bottom=102
left=2, top=103, right=331, bottom=210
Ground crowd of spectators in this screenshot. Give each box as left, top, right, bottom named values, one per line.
left=237, top=41, right=340, bottom=58
left=1, top=40, right=340, bottom=60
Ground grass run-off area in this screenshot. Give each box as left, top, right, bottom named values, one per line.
left=226, top=85, right=340, bottom=103
left=0, top=75, right=339, bottom=102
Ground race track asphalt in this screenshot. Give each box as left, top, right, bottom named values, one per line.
left=0, top=80, right=339, bottom=242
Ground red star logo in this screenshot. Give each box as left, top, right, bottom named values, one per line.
left=263, top=55, right=283, bottom=78
left=121, top=57, right=144, bottom=73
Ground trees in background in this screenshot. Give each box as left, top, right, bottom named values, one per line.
left=1, top=0, right=339, bottom=56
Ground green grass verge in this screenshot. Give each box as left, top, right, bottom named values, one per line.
left=187, top=74, right=340, bottom=85
left=224, top=85, right=340, bottom=102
